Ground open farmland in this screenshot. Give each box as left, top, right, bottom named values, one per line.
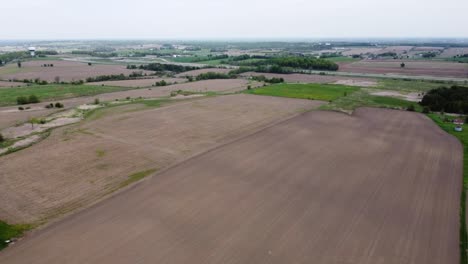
left=175, top=68, right=232, bottom=77
left=0, top=60, right=153, bottom=82
left=0, top=79, right=256, bottom=129
left=247, top=83, right=359, bottom=101
left=86, top=78, right=187, bottom=88
left=0, top=94, right=320, bottom=224
left=0, top=81, right=25, bottom=88
left=339, top=59, right=468, bottom=78
left=241, top=72, right=377, bottom=86
left=0, top=108, right=461, bottom=264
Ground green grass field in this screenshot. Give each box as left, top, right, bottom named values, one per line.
left=377, top=78, right=454, bottom=92
left=428, top=114, right=468, bottom=264
left=246, top=83, right=359, bottom=101
left=0, top=84, right=132, bottom=106
left=0, top=221, right=31, bottom=250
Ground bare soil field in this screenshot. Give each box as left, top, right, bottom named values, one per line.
left=0, top=108, right=461, bottom=264
left=0, top=81, right=25, bottom=88
left=0, top=79, right=255, bottom=129
left=380, top=46, right=414, bottom=55
left=440, top=48, right=468, bottom=58
left=339, top=59, right=468, bottom=78
left=341, top=47, right=383, bottom=56
left=241, top=72, right=377, bottom=86
left=86, top=78, right=187, bottom=88
left=0, top=94, right=320, bottom=224
left=175, top=68, right=231, bottom=77
left=0, top=60, right=153, bottom=82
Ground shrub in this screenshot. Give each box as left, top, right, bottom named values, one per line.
left=28, top=95, right=40, bottom=104
left=407, top=105, right=415, bottom=112
left=45, top=103, right=54, bottom=109
left=55, top=102, right=64, bottom=108
left=247, top=85, right=252, bottom=90
left=18, top=106, right=24, bottom=110
left=17, top=96, right=29, bottom=105
left=0, top=133, right=4, bottom=142
left=94, top=98, right=100, bottom=105
left=422, top=107, right=430, bottom=114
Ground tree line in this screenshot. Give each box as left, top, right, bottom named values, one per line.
left=420, top=85, right=468, bottom=114
left=127, top=63, right=199, bottom=73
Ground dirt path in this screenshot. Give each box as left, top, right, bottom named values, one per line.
left=0, top=108, right=461, bottom=264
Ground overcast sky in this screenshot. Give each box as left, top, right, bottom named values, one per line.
left=1, top=0, right=467, bottom=40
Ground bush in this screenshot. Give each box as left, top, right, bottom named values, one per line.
left=45, top=103, right=54, bottom=109
left=422, top=107, right=430, bottom=114
left=55, top=102, right=64, bottom=108
left=18, top=106, right=24, bottom=110
left=94, top=98, right=100, bottom=105
left=0, top=133, right=4, bottom=142
left=17, top=96, right=29, bottom=105
left=407, top=105, right=415, bottom=112
left=28, top=95, right=39, bottom=104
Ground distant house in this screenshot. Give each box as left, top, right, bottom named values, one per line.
left=454, top=119, right=464, bottom=126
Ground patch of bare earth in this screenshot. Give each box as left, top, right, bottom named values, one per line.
left=0, top=94, right=321, bottom=224
left=0, top=108, right=461, bottom=264
left=371, top=91, right=423, bottom=102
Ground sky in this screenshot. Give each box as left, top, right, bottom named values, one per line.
left=1, top=0, right=467, bottom=40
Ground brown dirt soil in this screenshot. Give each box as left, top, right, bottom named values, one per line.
left=0, top=108, right=461, bottom=264
left=241, top=72, right=377, bottom=86
left=0, top=81, right=25, bottom=88
left=0, top=60, right=153, bottom=82
left=339, top=59, right=468, bottom=78
left=0, top=94, right=320, bottom=224
left=0, top=79, right=256, bottom=130
left=86, top=78, right=187, bottom=88
left=175, top=68, right=231, bottom=77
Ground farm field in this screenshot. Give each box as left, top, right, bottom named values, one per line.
left=0, top=108, right=461, bottom=264
left=0, top=81, right=25, bottom=88
left=0, top=79, right=256, bottom=129
left=247, top=83, right=359, bottom=101
left=0, top=60, right=153, bottom=82
left=339, top=59, right=468, bottom=78
left=0, top=94, right=320, bottom=224
left=241, top=72, right=377, bottom=86
left=175, top=68, right=231, bottom=77
left=86, top=78, right=187, bottom=88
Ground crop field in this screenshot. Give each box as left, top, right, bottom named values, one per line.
left=0, top=108, right=461, bottom=264
left=0, top=79, right=258, bottom=130
left=339, top=59, right=468, bottom=78
left=247, top=83, right=359, bottom=101
left=0, top=84, right=130, bottom=106
left=0, top=94, right=320, bottom=224
left=86, top=78, right=187, bottom=88
left=0, top=81, right=25, bottom=88
left=241, top=72, right=377, bottom=86
left=0, top=60, right=153, bottom=82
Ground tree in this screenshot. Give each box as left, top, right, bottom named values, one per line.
left=17, top=61, right=22, bottom=68
left=400, top=62, right=405, bottom=68
left=0, top=133, right=4, bottom=142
